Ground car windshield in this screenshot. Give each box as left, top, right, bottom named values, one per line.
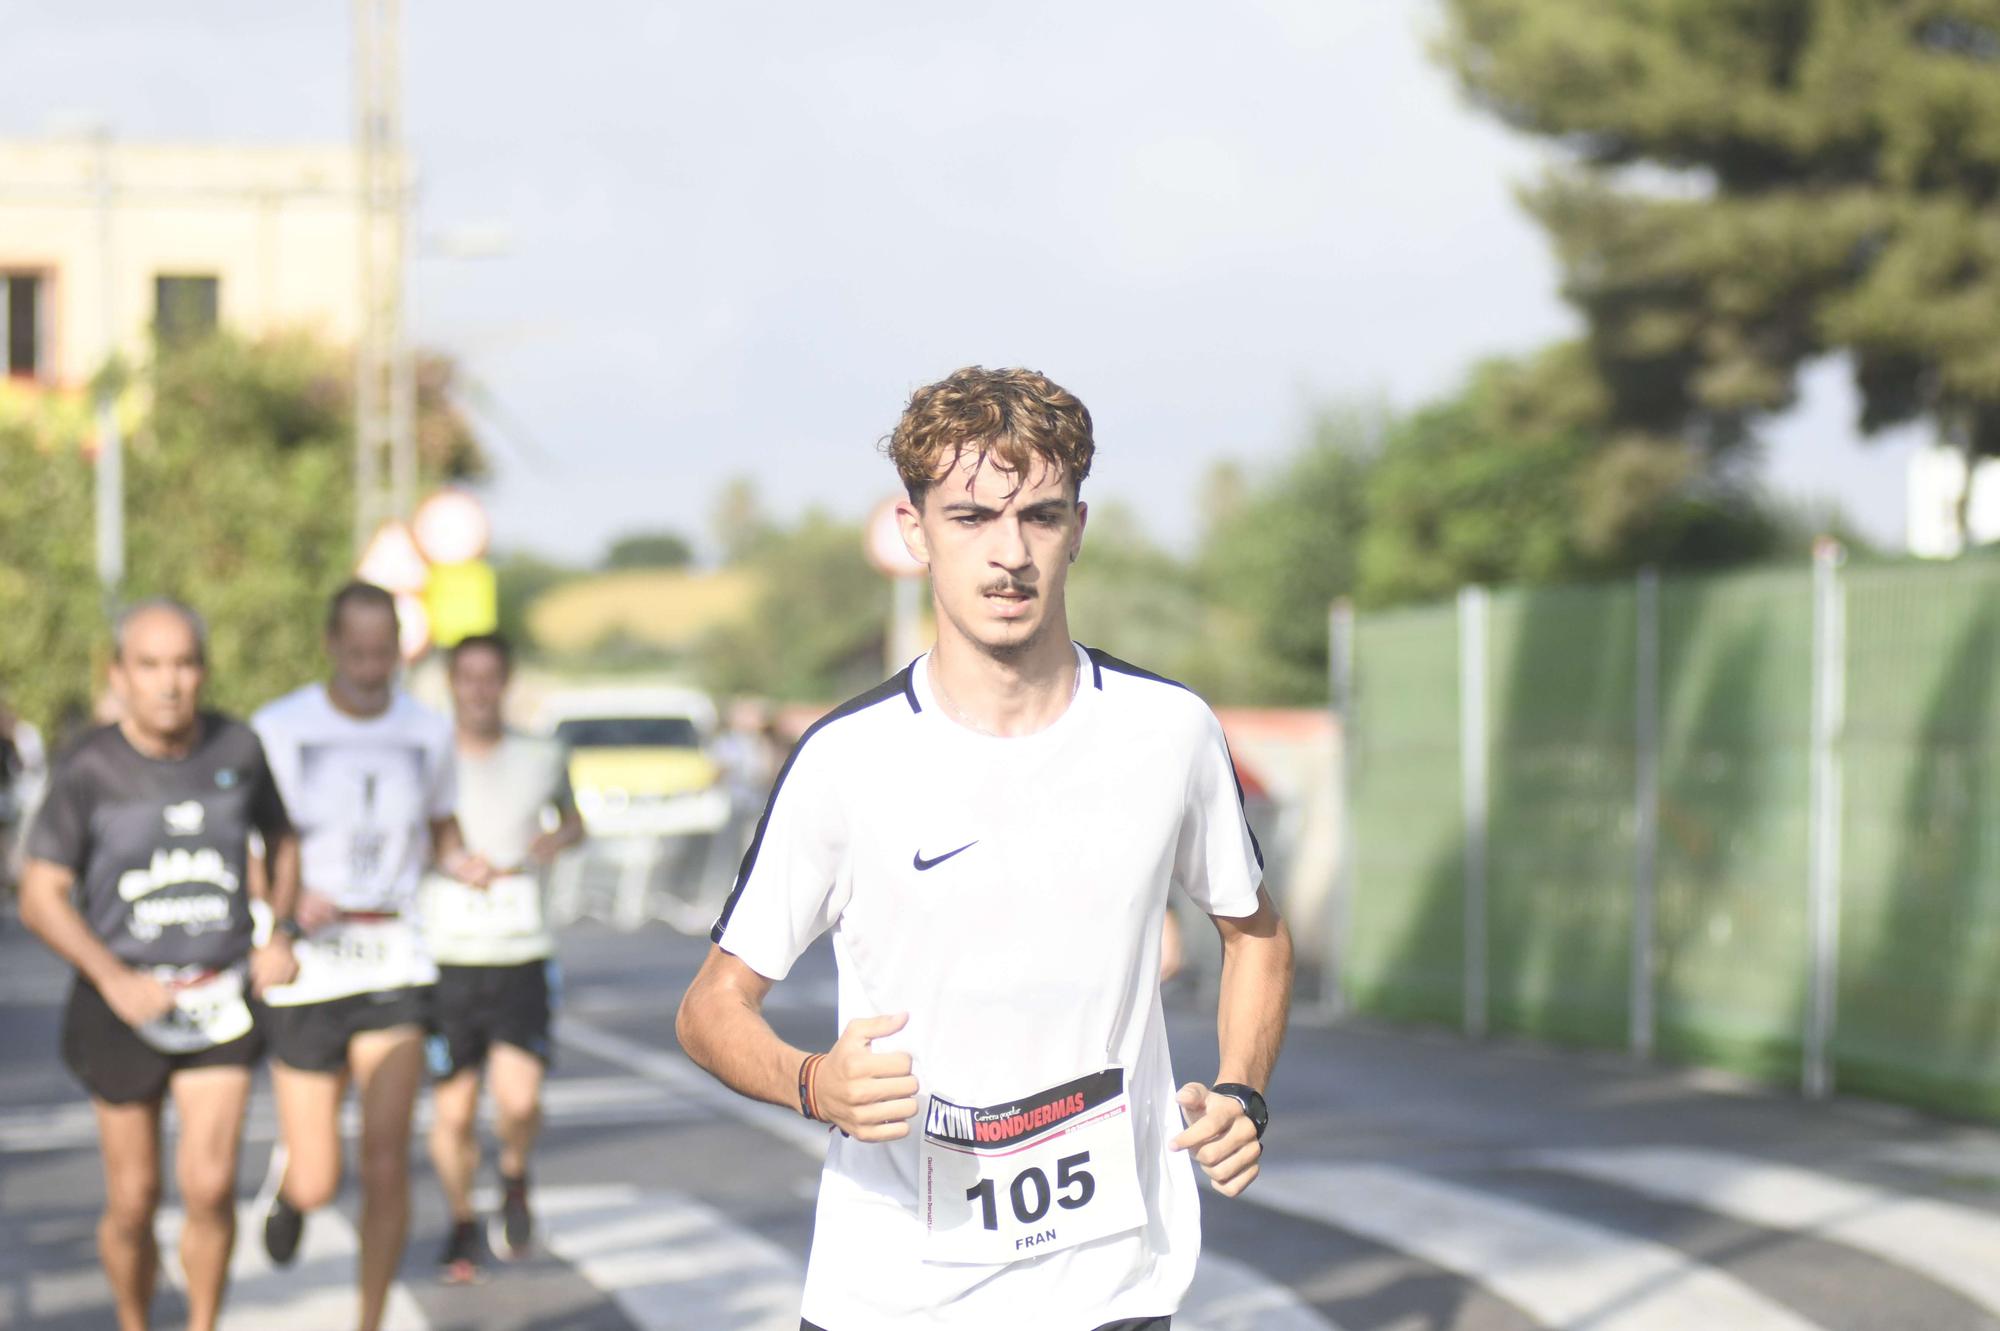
left=555, top=716, right=700, bottom=749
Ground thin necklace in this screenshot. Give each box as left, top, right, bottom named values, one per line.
left=930, top=653, right=1081, bottom=738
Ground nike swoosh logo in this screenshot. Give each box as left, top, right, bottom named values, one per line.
left=913, top=842, right=977, bottom=871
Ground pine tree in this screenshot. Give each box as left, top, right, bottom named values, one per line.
left=1441, top=0, right=2000, bottom=535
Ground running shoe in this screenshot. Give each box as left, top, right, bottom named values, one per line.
left=438, top=1219, right=483, bottom=1285
left=492, top=1173, right=534, bottom=1260
left=262, top=1195, right=304, bottom=1267
left=255, top=1144, right=304, bottom=1267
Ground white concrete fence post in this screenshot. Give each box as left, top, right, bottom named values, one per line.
left=1804, top=538, right=1847, bottom=1098
left=1327, top=598, right=1356, bottom=1021
left=1632, top=567, right=1660, bottom=1059
left=1458, top=585, right=1490, bottom=1040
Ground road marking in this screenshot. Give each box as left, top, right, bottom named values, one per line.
left=558, top=1016, right=833, bottom=1157
left=1528, top=1146, right=2000, bottom=1315
left=510, top=1183, right=802, bottom=1331
left=0, top=1074, right=701, bottom=1155
left=1180, top=1251, right=1345, bottom=1331
left=560, top=1019, right=1350, bottom=1328
left=1247, top=1162, right=1821, bottom=1331
left=158, top=1200, right=431, bottom=1330
left=0, top=1099, right=100, bottom=1152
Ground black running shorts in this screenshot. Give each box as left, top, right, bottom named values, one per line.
left=259, top=985, right=432, bottom=1074
left=62, top=976, right=263, bottom=1106
left=427, top=959, right=556, bottom=1080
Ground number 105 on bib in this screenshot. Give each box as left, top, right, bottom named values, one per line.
left=919, top=1067, right=1146, bottom=1266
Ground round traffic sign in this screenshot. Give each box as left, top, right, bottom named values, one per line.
left=866, top=497, right=926, bottom=578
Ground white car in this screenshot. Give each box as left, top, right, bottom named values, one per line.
left=533, top=685, right=731, bottom=841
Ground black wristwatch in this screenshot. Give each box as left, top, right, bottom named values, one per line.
left=1211, top=1083, right=1268, bottom=1139
left=274, top=917, right=305, bottom=943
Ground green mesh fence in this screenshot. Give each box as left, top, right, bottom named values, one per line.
left=1484, top=583, right=1637, bottom=1047
left=1835, top=559, right=2000, bottom=1114
left=1345, top=555, right=2000, bottom=1118
left=1345, top=601, right=1462, bottom=1026
left=1650, top=569, right=1815, bottom=1082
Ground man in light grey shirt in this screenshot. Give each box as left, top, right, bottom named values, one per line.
left=420, top=632, right=584, bottom=1279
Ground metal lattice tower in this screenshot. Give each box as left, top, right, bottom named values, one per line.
left=354, top=0, right=413, bottom=552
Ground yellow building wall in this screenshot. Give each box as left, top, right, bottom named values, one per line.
left=0, top=140, right=374, bottom=387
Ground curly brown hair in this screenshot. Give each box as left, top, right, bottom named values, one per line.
left=883, top=366, right=1094, bottom=504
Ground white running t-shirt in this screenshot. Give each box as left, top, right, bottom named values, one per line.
left=421, top=731, right=572, bottom=966
left=253, top=684, right=455, bottom=1005
left=710, top=643, right=1264, bottom=1331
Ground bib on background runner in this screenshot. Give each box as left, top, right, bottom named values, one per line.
left=421, top=870, right=542, bottom=951
left=269, top=916, right=436, bottom=1005
left=919, top=1067, right=1146, bottom=1266
left=134, top=964, right=254, bottom=1053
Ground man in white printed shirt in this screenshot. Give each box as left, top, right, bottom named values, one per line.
left=677, top=365, right=1295, bottom=1330
left=252, top=582, right=482, bottom=1331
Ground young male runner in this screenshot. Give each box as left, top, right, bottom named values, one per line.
left=421, top=631, right=585, bottom=1280
left=251, top=582, right=477, bottom=1331
left=19, top=599, right=301, bottom=1331
left=677, top=366, right=1295, bottom=1330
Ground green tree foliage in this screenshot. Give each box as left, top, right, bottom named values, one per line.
left=1064, top=502, right=1213, bottom=683
left=602, top=529, right=695, bottom=570
left=1440, top=0, right=2000, bottom=520
left=1358, top=347, right=1796, bottom=605
left=1196, top=410, right=1378, bottom=701
left=1, top=332, right=487, bottom=733
left=695, top=512, right=887, bottom=702
left=0, top=413, right=101, bottom=740
left=711, top=476, right=778, bottom=563
left=493, top=550, right=578, bottom=653
left=125, top=335, right=356, bottom=718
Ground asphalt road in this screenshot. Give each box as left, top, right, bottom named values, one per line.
left=5, top=917, right=2000, bottom=1331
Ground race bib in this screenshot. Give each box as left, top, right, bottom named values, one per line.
left=268, top=917, right=434, bottom=1005
left=919, top=1067, right=1146, bottom=1266
left=424, top=872, right=542, bottom=940
left=135, top=966, right=253, bottom=1054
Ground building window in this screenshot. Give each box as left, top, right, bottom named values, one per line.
left=155, top=274, right=220, bottom=346
left=1, top=272, right=43, bottom=380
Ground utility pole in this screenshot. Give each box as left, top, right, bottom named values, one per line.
left=354, top=0, right=413, bottom=553
left=90, top=125, right=124, bottom=607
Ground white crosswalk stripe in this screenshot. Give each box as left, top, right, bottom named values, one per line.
left=556, top=1018, right=1345, bottom=1329
left=525, top=1184, right=803, bottom=1331
left=558, top=1016, right=835, bottom=1158
left=1527, top=1146, right=2000, bottom=1316
left=158, top=1200, right=431, bottom=1330
left=1246, top=1162, right=1823, bottom=1331
left=506, top=1182, right=1346, bottom=1331
left=36, top=1011, right=2000, bottom=1331
left=1180, top=1252, right=1346, bottom=1331
left=0, top=1074, right=703, bottom=1156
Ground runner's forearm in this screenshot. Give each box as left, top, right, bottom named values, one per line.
left=1213, top=895, right=1293, bottom=1091
left=264, top=831, right=302, bottom=923
left=676, top=952, right=814, bottom=1114
left=18, top=860, right=136, bottom=990
left=550, top=808, right=585, bottom=854
left=431, top=815, right=465, bottom=867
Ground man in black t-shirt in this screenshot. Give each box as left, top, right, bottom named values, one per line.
left=20, top=599, right=304, bottom=1331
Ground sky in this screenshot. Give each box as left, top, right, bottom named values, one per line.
left=7, top=1, right=1925, bottom=562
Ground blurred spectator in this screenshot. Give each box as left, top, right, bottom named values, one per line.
left=1, top=695, right=49, bottom=892
left=710, top=698, right=781, bottom=879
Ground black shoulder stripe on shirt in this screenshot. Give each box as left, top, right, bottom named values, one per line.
left=709, top=665, right=920, bottom=944
left=1086, top=647, right=1265, bottom=872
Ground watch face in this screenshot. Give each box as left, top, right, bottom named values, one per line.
left=1215, top=1084, right=1268, bottom=1136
